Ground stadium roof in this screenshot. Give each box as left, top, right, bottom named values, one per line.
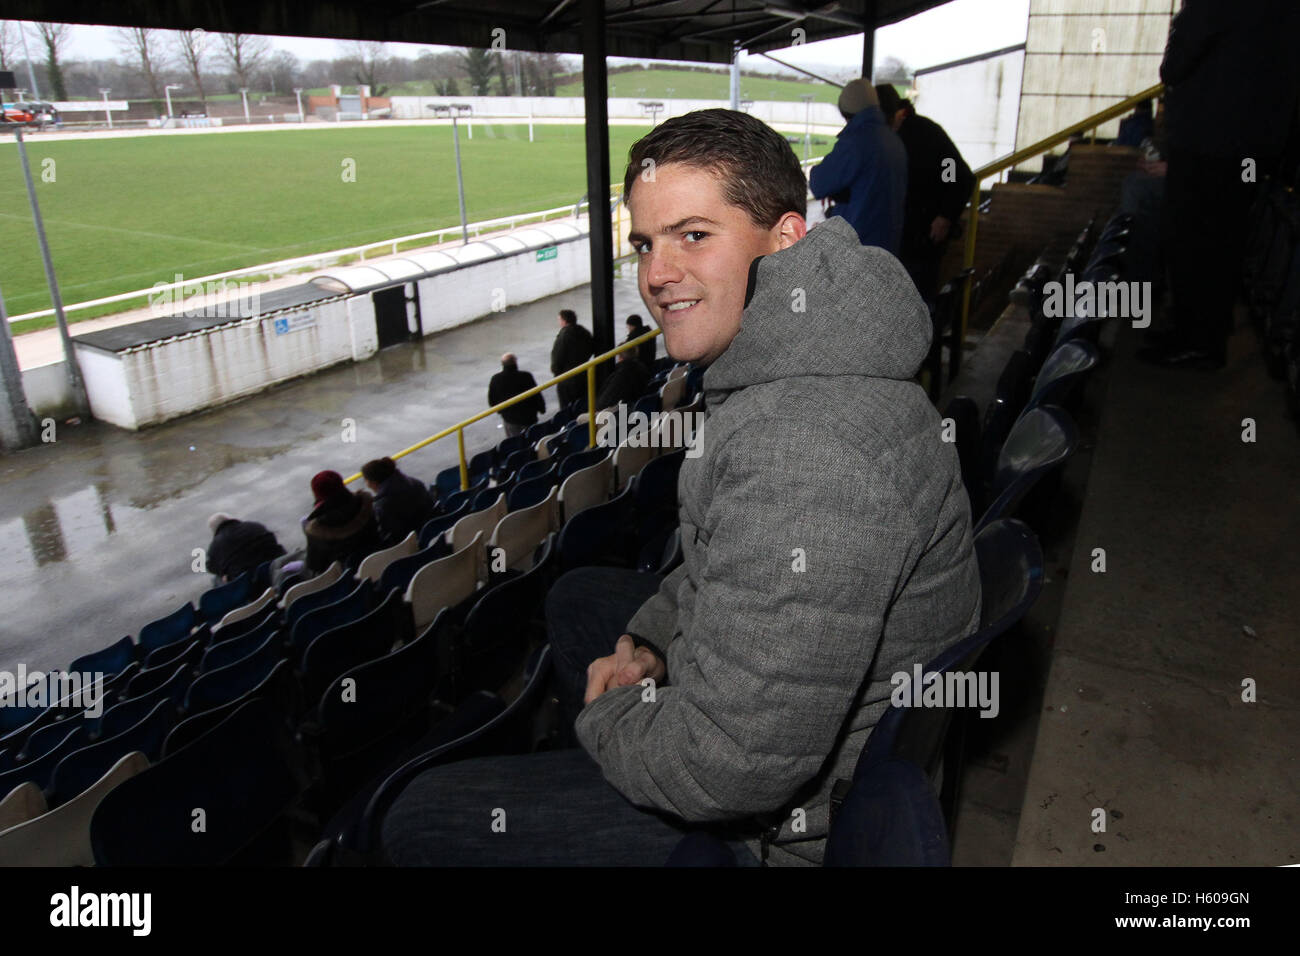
left=5, top=1, right=948, bottom=62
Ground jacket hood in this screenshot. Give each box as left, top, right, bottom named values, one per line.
left=703, top=215, right=931, bottom=401
left=305, top=490, right=374, bottom=541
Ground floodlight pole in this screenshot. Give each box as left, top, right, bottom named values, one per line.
left=801, top=94, right=813, bottom=162
left=18, top=24, right=40, bottom=101
left=294, top=88, right=304, bottom=123
left=164, top=84, right=181, bottom=120
left=729, top=42, right=741, bottom=110
left=13, top=127, right=89, bottom=417
left=239, top=88, right=250, bottom=122
left=0, top=282, right=40, bottom=450
left=100, top=88, right=113, bottom=129
left=451, top=107, right=469, bottom=244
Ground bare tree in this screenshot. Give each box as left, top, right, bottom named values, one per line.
left=114, top=27, right=166, bottom=102
left=0, top=21, right=18, bottom=73
left=341, top=40, right=390, bottom=96
left=35, top=22, right=70, bottom=101
left=262, top=50, right=300, bottom=95
left=173, top=28, right=209, bottom=110
left=220, top=32, right=270, bottom=90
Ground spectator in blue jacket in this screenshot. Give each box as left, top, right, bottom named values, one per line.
left=809, top=79, right=907, bottom=254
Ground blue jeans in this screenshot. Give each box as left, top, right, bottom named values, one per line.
left=381, top=567, right=760, bottom=866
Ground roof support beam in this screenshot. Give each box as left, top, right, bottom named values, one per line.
left=581, top=0, right=615, bottom=394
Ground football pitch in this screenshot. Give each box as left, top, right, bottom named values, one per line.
left=0, top=122, right=834, bottom=333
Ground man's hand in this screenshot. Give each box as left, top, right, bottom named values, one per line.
left=584, top=635, right=666, bottom=705
left=929, top=216, right=952, bottom=243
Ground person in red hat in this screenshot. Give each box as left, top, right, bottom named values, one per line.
left=302, top=469, right=382, bottom=573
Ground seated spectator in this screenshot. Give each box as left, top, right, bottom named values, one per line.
left=302, top=470, right=382, bottom=573
left=594, top=351, right=652, bottom=412
left=204, top=513, right=285, bottom=583
left=625, top=315, right=657, bottom=367
left=1115, top=99, right=1155, bottom=148
left=488, top=353, right=546, bottom=438
left=362, top=457, right=436, bottom=546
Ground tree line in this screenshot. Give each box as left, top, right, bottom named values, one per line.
left=0, top=22, right=572, bottom=106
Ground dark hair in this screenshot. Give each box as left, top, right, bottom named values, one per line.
left=361, top=457, right=397, bottom=483
left=559, top=309, right=577, bottom=324
left=875, top=83, right=902, bottom=118
left=626, top=314, right=643, bottom=327
left=623, top=109, right=807, bottom=230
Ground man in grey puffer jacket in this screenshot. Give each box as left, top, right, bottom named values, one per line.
left=383, top=109, right=980, bottom=866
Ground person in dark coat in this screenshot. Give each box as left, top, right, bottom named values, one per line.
left=594, top=351, right=652, bottom=412
left=204, top=513, right=285, bottom=583
left=876, top=84, right=975, bottom=303
left=362, top=457, right=436, bottom=546
left=487, top=353, right=546, bottom=437
left=808, top=79, right=908, bottom=254
left=551, top=309, right=595, bottom=410
left=302, top=470, right=383, bottom=573
left=625, top=315, right=657, bottom=368
left=1137, top=0, right=1300, bottom=370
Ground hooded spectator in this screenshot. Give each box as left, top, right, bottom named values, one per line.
left=363, top=457, right=436, bottom=545
left=302, top=470, right=382, bottom=573
left=204, top=513, right=286, bottom=583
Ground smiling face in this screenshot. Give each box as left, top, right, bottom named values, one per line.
left=626, top=163, right=806, bottom=365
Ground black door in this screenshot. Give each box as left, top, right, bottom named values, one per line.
left=373, top=286, right=409, bottom=348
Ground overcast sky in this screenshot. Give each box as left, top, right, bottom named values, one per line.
left=45, top=0, right=1029, bottom=77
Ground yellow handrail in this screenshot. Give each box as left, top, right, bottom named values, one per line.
left=343, top=327, right=662, bottom=488
left=957, top=83, right=1164, bottom=352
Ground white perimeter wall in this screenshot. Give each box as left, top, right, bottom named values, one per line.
left=415, top=237, right=591, bottom=335
left=390, top=96, right=844, bottom=129
left=914, top=49, right=1026, bottom=174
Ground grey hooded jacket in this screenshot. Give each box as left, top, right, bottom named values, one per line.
left=575, top=214, right=982, bottom=865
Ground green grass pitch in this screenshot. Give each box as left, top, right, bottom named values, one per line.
left=0, top=122, right=833, bottom=333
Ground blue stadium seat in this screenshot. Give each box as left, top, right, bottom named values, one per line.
left=557, top=447, right=609, bottom=481
left=284, top=571, right=358, bottom=630
left=508, top=468, right=560, bottom=511
left=162, top=660, right=295, bottom=759
left=1027, top=340, right=1100, bottom=410
left=207, top=605, right=277, bottom=645
left=288, top=579, right=374, bottom=661
left=183, top=634, right=286, bottom=714
left=557, top=482, right=637, bottom=572
left=441, top=475, right=490, bottom=514
left=380, top=536, right=452, bottom=594
left=822, top=757, right=952, bottom=866
left=47, top=699, right=176, bottom=807
left=0, top=724, right=89, bottom=794
left=455, top=535, right=554, bottom=697
left=943, top=395, right=983, bottom=518
left=301, top=589, right=412, bottom=706
left=200, top=620, right=282, bottom=675
left=474, top=478, right=514, bottom=512
left=17, top=716, right=89, bottom=763
left=140, top=634, right=206, bottom=673
left=136, top=602, right=197, bottom=656
left=419, top=501, right=469, bottom=548
left=432, top=465, right=462, bottom=501
left=68, top=636, right=136, bottom=678
left=198, top=572, right=253, bottom=623
left=98, top=665, right=191, bottom=738
left=515, top=458, right=556, bottom=484
left=90, top=697, right=298, bottom=865
left=976, top=405, right=1079, bottom=533
left=345, top=645, right=553, bottom=863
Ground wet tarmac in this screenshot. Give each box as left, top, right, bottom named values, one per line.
left=0, top=273, right=652, bottom=673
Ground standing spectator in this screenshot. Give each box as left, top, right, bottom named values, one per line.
left=488, top=352, right=546, bottom=437
left=1138, top=0, right=1300, bottom=369
left=302, top=470, right=382, bottom=573
left=204, top=514, right=285, bottom=584
left=362, top=457, right=436, bottom=546
left=876, top=85, right=975, bottom=303
left=808, top=79, right=908, bottom=254
left=551, top=309, right=595, bottom=410
left=625, top=315, right=657, bottom=368
left=594, top=350, right=652, bottom=412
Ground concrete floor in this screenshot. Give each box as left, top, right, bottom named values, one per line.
left=0, top=271, right=651, bottom=674
left=1010, top=314, right=1300, bottom=865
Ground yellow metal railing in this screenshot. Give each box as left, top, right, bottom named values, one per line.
left=956, top=83, right=1164, bottom=348
left=343, top=327, right=662, bottom=488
